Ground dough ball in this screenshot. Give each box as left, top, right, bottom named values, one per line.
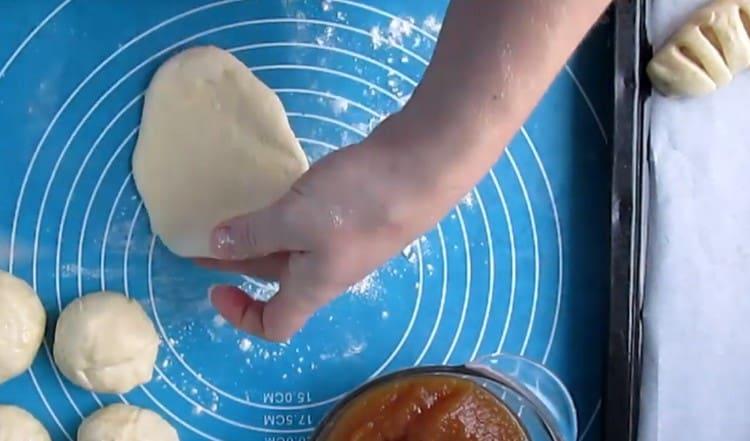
left=53, top=292, right=159, bottom=394
left=78, top=404, right=178, bottom=441
left=0, top=405, right=50, bottom=441
left=132, top=45, right=309, bottom=257
left=0, top=271, right=46, bottom=384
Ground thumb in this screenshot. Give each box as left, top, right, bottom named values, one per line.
left=211, top=201, right=301, bottom=260
left=209, top=276, right=328, bottom=342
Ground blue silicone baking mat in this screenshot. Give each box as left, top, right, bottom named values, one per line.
left=0, top=1, right=612, bottom=440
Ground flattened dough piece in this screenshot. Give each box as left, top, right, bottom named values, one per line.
left=0, top=271, right=46, bottom=384
left=132, top=46, right=309, bottom=257
left=648, top=0, right=750, bottom=97
left=0, top=405, right=50, bottom=441
left=78, top=404, right=178, bottom=441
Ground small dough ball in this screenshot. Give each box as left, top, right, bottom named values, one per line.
left=53, top=292, right=159, bottom=394
left=0, top=405, right=50, bottom=441
left=78, top=404, right=178, bottom=441
left=133, top=45, right=309, bottom=257
left=0, top=271, right=46, bottom=384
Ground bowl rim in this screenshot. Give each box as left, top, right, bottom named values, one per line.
left=310, top=364, right=560, bottom=440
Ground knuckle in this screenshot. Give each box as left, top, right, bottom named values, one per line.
left=243, top=219, right=261, bottom=251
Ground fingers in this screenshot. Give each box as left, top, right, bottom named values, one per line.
left=194, top=253, right=288, bottom=281
left=209, top=270, right=329, bottom=342
left=211, top=200, right=304, bottom=260
left=209, top=285, right=265, bottom=336
left=261, top=286, right=323, bottom=342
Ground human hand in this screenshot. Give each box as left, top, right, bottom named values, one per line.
left=196, top=117, right=469, bottom=342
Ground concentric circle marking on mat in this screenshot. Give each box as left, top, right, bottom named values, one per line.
left=235, top=42, right=503, bottom=368
left=331, top=0, right=598, bottom=362
left=440, top=204, right=473, bottom=364
left=134, top=209, right=316, bottom=435
left=27, top=367, right=73, bottom=441
left=121, top=194, right=239, bottom=439
left=492, top=171, right=518, bottom=353
left=505, top=150, right=541, bottom=356
left=51, top=101, right=145, bottom=415
left=413, top=223, right=449, bottom=365
left=468, top=186, right=497, bottom=360
left=521, top=127, right=565, bottom=363
left=0, top=0, right=72, bottom=79
left=7, top=5, right=244, bottom=430
left=10, top=0, right=243, bottom=270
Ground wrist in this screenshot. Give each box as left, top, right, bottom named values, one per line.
left=368, top=106, right=503, bottom=197
left=355, top=112, right=488, bottom=234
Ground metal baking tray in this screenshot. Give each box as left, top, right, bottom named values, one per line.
left=607, top=0, right=650, bottom=440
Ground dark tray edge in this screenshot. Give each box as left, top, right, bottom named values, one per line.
left=606, top=0, right=650, bottom=440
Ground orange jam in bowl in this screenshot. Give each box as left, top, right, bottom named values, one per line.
left=314, top=373, right=528, bottom=441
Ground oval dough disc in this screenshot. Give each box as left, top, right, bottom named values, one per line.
left=132, top=46, right=309, bottom=257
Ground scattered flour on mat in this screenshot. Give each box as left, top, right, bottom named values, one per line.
left=331, top=97, right=349, bottom=115
left=370, top=26, right=386, bottom=49
left=462, top=191, right=475, bottom=208
left=423, top=15, right=443, bottom=34
left=349, top=271, right=382, bottom=300
left=388, top=17, right=415, bottom=44
left=59, top=263, right=106, bottom=279
left=240, top=277, right=278, bottom=302
left=370, top=17, right=416, bottom=49
left=426, top=263, right=435, bottom=276
left=212, top=314, right=226, bottom=328
left=315, top=26, right=336, bottom=46
left=191, top=392, right=219, bottom=416
left=239, top=338, right=253, bottom=352
left=340, top=130, right=357, bottom=146
left=402, top=235, right=431, bottom=264
left=209, top=392, right=219, bottom=412
left=343, top=341, right=366, bottom=358
left=353, top=121, right=370, bottom=134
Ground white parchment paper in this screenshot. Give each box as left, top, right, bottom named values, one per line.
left=642, top=1, right=750, bottom=439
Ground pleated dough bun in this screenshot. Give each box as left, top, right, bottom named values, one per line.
left=648, top=0, right=750, bottom=96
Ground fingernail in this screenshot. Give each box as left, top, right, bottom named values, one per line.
left=212, top=226, right=236, bottom=259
